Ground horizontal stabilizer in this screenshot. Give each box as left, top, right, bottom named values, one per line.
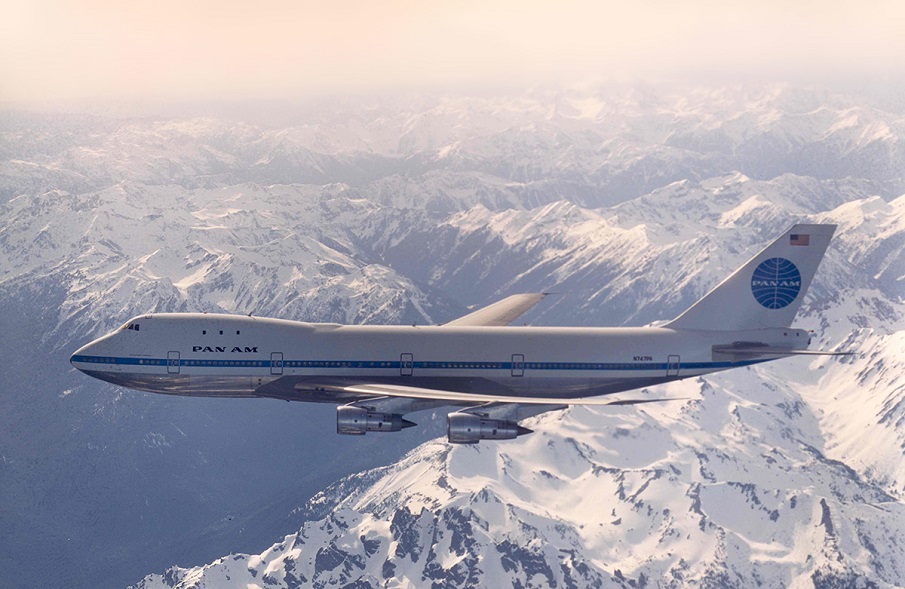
left=713, top=344, right=851, bottom=360
left=603, top=397, right=691, bottom=406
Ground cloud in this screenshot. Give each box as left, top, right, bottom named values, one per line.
left=2, top=0, right=903, bottom=104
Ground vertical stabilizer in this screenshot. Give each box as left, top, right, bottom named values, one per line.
left=667, top=224, right=835, bottom=331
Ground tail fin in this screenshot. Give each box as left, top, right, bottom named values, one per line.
left=667, top=224, right=836, bottom=331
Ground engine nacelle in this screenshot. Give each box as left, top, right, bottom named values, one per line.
left=446, top=412, right=533, bottom=444
left=336, top=406, right=416, bottom=435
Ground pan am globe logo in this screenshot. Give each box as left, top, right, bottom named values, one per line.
left=751, top=258, right=801, bottom=309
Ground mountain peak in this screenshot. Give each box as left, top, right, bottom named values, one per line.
left=136, top=373, right=905, bottom=588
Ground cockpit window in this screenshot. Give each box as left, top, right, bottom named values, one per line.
left=120, top=322, right=140, bottom=332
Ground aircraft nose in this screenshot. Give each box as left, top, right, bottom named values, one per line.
left=70, top=341, right=93, bottom=370
left=71, top=337, right=108, bottom=372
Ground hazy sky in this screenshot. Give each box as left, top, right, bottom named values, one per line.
left=2, top=0, right=904, bottom=104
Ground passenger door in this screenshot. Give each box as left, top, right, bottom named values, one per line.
left=400, top=353, right=414, bottom=376
left=511, top=354, right=525, bottom=377
left=271, top=352, right=284, bottom=375
left=667, top=355, right=680, bottom=377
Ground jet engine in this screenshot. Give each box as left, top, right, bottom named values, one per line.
left=446, top=412, right=533, bottom=444
left=336, top=406, right=416, bottom=435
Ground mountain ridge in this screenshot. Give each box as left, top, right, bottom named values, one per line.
left=2, top=83, right=904, bottom=587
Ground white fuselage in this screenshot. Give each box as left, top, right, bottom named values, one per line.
left=70, top=313, right=809, bottom=403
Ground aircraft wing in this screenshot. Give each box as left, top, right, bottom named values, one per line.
left=443, top=293, right=548, bottom=327
left=340, top=382, right=684, bottom=407
left=256, top=374, right=685, bottom=410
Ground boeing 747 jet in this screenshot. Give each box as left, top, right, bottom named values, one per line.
left=72, top=224, right=843, bottom=443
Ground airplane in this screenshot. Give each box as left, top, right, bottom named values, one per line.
left=71, top=224, right=845, bottom=443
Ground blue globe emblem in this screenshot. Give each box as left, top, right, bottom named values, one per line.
left=751, top=258, right=801, bottom=309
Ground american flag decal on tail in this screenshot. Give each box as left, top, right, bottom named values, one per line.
left=790, top=234, right=810, bottom=246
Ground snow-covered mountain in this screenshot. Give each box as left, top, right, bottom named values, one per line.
left=138, top=377, right=905, bottom=588
left=133, top=194, right=905, bottom=589
left=4, top=84, right=903, bottom=208
left=1, top=83, right=904, bottom=588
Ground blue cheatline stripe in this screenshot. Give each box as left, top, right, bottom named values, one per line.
left=72, top=355, right=165, bottom=366
left=72, top=355, right=769, bottom=372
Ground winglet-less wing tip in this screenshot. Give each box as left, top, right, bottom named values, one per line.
left=444, top=293, right=548, bottom=327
